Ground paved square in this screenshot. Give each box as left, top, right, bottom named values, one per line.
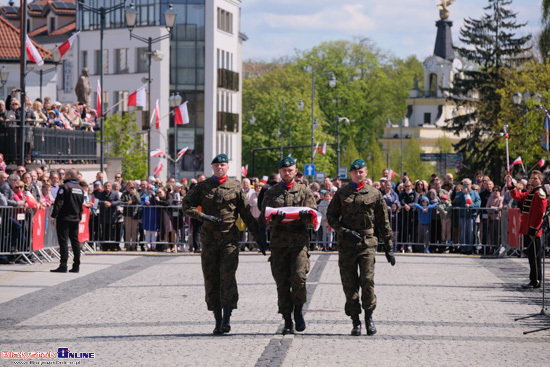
left=0, top=253, right=549, bottom=366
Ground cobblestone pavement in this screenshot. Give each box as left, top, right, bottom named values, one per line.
left=0, top=252, right=549, bottom=367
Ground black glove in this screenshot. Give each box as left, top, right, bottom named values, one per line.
left=342, top=229, right=362, bottom=244
left=202, top=214, right=222, bottom=223
left=507, top=182, right=515, bottom=191
left=256, top=239, right=267, bottom=256
left=299, top=210, right=312, bottom=222
left=385, top=249, right=396, bottom=266
left=271, top=211, right=286, bottom=224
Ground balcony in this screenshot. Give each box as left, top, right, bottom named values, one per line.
left=216, top=112, right=239, bottom=133
left=0, top=126, right=97, bottom=163
left=217, top=68, right=240, bottom=91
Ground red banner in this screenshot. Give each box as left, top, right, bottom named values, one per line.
left=32, top=208, right=46, bottom=251
left=78, top=206, right=90, bottom=243
left=508, top=208, right=521, bottom=248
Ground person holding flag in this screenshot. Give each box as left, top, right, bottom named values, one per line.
left=261, top=156, right=317, bottom=335
left=326, top=159, right=395, bottom=337
left=182, top=154, right=267, bottom=335
left=507, top=171, right=547, bottom=289
left=453, top=178, right=481, bottom=254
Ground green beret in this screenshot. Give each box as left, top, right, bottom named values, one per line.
left=211, top=154, right=229, bottom=164
left=278, top=156, right=296, bottom=169
left=349, top=159, right=366, bottom=172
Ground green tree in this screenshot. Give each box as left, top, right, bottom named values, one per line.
left=103, top=111, right=147, bottom=180
left=402, top=136, right=432, bottom=182
left=435, top=135, right=454, bottom=153
left=362, top=133, right=385, bottom=181
left=539, top=0, right=550, bottom=62
left=447, top=0, right=532, bottom=179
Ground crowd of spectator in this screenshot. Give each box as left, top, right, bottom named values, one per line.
left=0, top=162, right=527, bottom=262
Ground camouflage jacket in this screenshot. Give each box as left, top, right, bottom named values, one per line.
left=261, top=182, right=317, bottom=231
left=327, top=183, right=392, bottom=246
left=182, top=177, right=260, bottom=238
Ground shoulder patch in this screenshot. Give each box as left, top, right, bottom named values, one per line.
left=538, top=188, right=546, bottom=199
left=58, top=188, right=64, bottom=196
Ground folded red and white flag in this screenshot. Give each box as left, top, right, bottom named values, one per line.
left=464, top=193, right=473, bottom=205
left=537, top=158, right=545, bottom=168
left=175, top=101, right=189, bottom=125
left=153, top=99, right=160, bottom=129
left=264, top=206, right=323, bottom=231
left=313, top=142, right=319, bottom=157
left=96, top=80, right=102, bottom=116
left=153, top=162, right=163, bottom=177
left=150, top=149, right=164, bottom=157
left=26, top=35, right=44, bottom=65
left=320, top=141, right=327, bottom=155
left=241, top=164, right=248, bottom=177
left=128, top=84, right=147, bottom=107
left=389, top=169, right=395, bottom=180
left=509, top=156, right=522, bottom=170
left=262, top=176, right=268, bottom=184
left=177, top=147, right=188, bottom=156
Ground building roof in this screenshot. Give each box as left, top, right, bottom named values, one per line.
left=0, top=16, right=51, bottom=62
left=1, top=1, right=75, bottom=20
left=49, top=21, right=75, bottom=36
left=28, top=24, right=47, bottom=37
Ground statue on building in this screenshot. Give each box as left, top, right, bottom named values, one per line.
left=75, top=67, right=91, bottom=106
left=437, top=0, right=454, bottom=20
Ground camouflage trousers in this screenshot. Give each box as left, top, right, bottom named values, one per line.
left=200, top=226, right=240, bottom=311
left=338, top=245, right=376, bottom=316
left=270, top=244, right=310, bottom=314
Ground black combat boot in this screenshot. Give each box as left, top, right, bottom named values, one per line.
left=69, top=266, right=79, bottom=273
left=213, top=309, right=223, bottom=335
left=351, top=314, right=361, bottom=336
left=50, top=266, right=67, bottom=273
left=294, top=304, right=306, bottom=332
left=221, top=306, right=232, bottom=333
left=365, top=310, right=377, bottom=336
left=282, top=313, right=294, bottom=335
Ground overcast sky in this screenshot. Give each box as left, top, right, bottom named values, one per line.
left=241, top=0, right=542, bottom=62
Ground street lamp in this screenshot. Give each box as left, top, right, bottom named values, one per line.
left=78, top=0, right=128, bottom=173
left=278, top=97, right=304, bottom=159
left=169, top=92, right=182, bottom=177
left=125, top=3, right=177, bottom=178
left=315, top=115, right=349, bottom=173
left=249, top=114, right=256, bottom=125
left=513, top=89, right=542, bottom=140
left=310, top=71, right=336, bottom=166
left=0, top=66, right=8, bottom=86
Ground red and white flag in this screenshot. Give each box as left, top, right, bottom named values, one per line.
left=509, top=156, right=523, bottom=170
left=313, top=142, right=319, bottom=157
left=389, top=169, right=396, bottom=180
left=174, top=101, right=189, bottom=125
left=320, top=141, right=327, bottom=155
left=153, top=99, right=160, bottom=129
left=128, top=84, right=147, bottom=107
left=264, top=206, right=323, bottom=231
left=57, top=31, right=80, bottom=60
left=150, top=149, right=164, bottom=157
left=153, top=162, right=163, bottom=177
left=464, top=194, right=473, bottom=205
left=537, top=158, right=545, bottom=168
left=25, top=35, right=44, bottom=66
left=96, top=80, right=101, bottom=116
left=262, top=175, right=268, bottom=184
left=177, top=147, right=188, bottom=156
left=241, top=165, right=248, bottom=177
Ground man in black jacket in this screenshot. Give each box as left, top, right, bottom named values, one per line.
left=51, top=169, right=84, bottom=273
left=97, top=181, right=121, bottom=251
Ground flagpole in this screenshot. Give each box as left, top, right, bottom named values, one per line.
left=504, top=125, right=510, bottom=175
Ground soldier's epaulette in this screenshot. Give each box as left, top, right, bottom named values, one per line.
left=538, top=188, right=547, bottom=199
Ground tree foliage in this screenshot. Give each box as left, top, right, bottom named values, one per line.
left=103, top=111, right=147, bottom=180
left=446, top=0, right=532, bottom=180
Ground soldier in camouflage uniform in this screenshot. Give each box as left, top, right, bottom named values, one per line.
left=182, top=154, right=266, bottom=335
left=261, top=156, right=317, bottom=335
left=327, top=159, right=396, bottom=336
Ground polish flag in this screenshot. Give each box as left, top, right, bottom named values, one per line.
left=153, top=162, right=163, bottom=177
left=174, top=101, right=189, bottom=125
left=264, top=206, right=323, bottom=231
left=320, top=141, right=327, bottom=155
left=150, top=149, right=164, bottom=157
left=464, top=193, right=473, bottom=205
left=241, top=165, right=248, bottom=177
left=509, top=156, right=522, bottom=170
left=537, top=158, right=545, bottom=168
left=128, top=85, right=147, bottom=107
left=262, top=175, right=268, bottom=184
left=96, top=80, right=101, bottom=116
left=314, top=142, right=319, bottom=156
left=153, top=99, right=160, bottom=129
left=25, top=35, right=44, bottom=66
left=177, top=147, right=188, bottom=156
left=57, top=31, right=80, bottom=60
left=388, top=169, right=396, bottom=180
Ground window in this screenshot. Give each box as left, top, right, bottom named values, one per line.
left=94, top=50, right=108, bottom=75
left=136, top=48, right=149, bottom=73
left=81, top=50, right=88, bottom=70
left=115, top=48, right=129, bottom=74
left=424, top=113, right=431, bottom=125
left=49, top=17, right=56, bottom=33
left=114, top=91, right=128, bottom=112
left=217, top=8, right=233, bottom=34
